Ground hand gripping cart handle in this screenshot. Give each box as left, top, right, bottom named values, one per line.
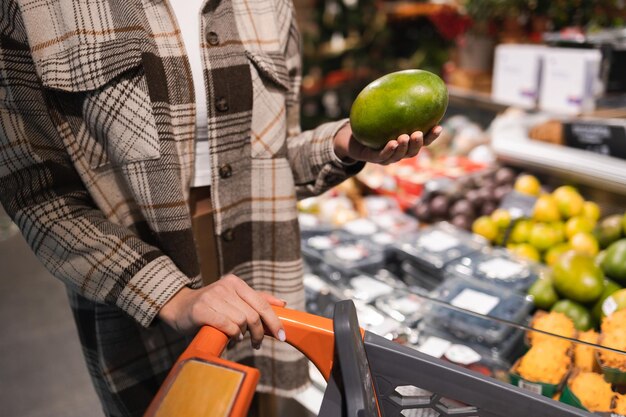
left=145, top=300, right=588, bottom=417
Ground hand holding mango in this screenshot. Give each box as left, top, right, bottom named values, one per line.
left=333, top=70, right=448, bottom=165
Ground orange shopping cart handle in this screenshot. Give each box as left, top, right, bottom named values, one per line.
left=192, top=306, right=350, bottom=381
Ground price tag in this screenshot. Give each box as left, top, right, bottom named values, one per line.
left=451, top=289, right=500, bottom=315
left=351, top=275, right=393, bottom=300
left=445, top=345, right=482, bottom=365
left=478, top=258, right=527, bottom=280
left=419, top=231, right=459, bottom=252
left=517, top=379, right=543, bottom=395
left=417, top=337, right=452, bottom=358
left=564, top=121, right=626, bottom=159
left=335, top=245, right=365, bottom=261
left=308, top=236, right=333, bottom=250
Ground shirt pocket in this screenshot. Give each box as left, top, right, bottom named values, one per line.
left=37, top=38, right=160, bottom=169
left=246, top=49, right=290, bottom=159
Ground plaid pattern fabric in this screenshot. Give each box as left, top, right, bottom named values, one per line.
left=0, top=0, right=363, bottom=415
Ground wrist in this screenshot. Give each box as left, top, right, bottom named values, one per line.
left=159, top=286, right=192, bottom=327
left=333, top=124, right=355, bottom=163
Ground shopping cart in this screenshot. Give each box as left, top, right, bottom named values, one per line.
left=144, top=300, right=588, bottom=417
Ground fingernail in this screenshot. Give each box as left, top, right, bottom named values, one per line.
left=278, top=329, right=286, bottom=342
left=253, top=343, right=261, bottom=350
left=281, top=298, right=288, bottom=305
left=238, top=333, right=244, bottom=342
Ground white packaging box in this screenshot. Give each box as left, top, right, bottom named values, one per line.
left=539, top=47, right=603, bottom=115
left=492, top=44, right=546, bottom=109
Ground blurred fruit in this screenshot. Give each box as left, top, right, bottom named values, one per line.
left=510, top=220, right=533, bottom=243
left=494, top=185, right=512, bottom=201
left=529, top=223, right=560, bottom=252
left=350, top=70, right=448, bottom=149
left=509, top=243, right=541, bottom=262
left=450, top=199, right=475, bottom=219
left=582, top=201, right=601, bottom=222
left=528, top=278, right=559, bottom=310
left=596, top=250, right=607, bottom=267
left=565, top=216, right=595, bottom=240
left=552, top=222, right=566, bottom=244
left=533, top=195, right=561, bottom=223
left=491, top=208, right=511, bottom=229
left=551, top=299, right=593, bottom=331
left=623, top=212, right=626, bottom=235
left=450, top=214, right=472, bottom=231
left=601, top=239, right=626, bottom=284
left=544, top=243, right=571, bottom=267
left=569, top=232, right=600, bottom=257
left=514, top=174, right=541, bottom=196
left=553, top=251, right=605, bottom=304
left=592, top=280, right=622, bottom=322
left=495, top=167, right=516, bottom=185
left=429, top=195, right=450, bottom=218
left=472, top=216, right=498, bottom=242
left=601, top=288, right=626, bottom=318
left=552, top=186, right=584, bottom=219
left=594, top=214, right=624, bottom=249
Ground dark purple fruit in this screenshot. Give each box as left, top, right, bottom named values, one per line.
left=481, top=201, right=497, bottom=216
left=466, top=189, right=483, bottom=207
left=450, top=199, right=475, bottom=219
left=429, top=195, right=450, bottom=218
left=477, top=187, right=495, bottom=204
left=413, top=202, right=431, bottom=222
left=494, top=185, right=513, bottom=202
left=451, top=214, right=472, bottom=230
left=495, top=167, right=516, bottom=185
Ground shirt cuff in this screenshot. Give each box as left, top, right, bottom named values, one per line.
left=117, top=255, right=193, bottom=327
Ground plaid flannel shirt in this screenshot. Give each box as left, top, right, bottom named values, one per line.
left=0, top=0, right=363, bottom=415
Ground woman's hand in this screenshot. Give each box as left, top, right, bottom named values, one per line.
left=158, top=274, right=286, bottom=349
left=333, top=124, right=443, bottom=165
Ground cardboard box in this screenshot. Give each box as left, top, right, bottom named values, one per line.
left=539, top=48, right=603, bottom=115
left=492, top=44, right=546, bottom=109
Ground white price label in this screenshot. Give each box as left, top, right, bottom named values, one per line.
left=445, top=344, right=482, bottom=365
left=518, top=379, right=543, bottom=395
left=478, top=258, right=526, bottom=280
left=307, top=236, right=333, bottom=250
left=417, top=337, right=452, bottom=358
left=343, top=219, right=377, bottom=235
left=351, top=275, right=393, bottom=301
left=419, top=231, right=459, bottom=252
left=451, top=289, right=500, bottom=315
left=335, top=245, right=365, bottom=261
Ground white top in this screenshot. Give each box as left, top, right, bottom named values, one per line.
left=170, top=0, right=212, bottom=187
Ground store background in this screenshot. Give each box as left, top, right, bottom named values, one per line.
left=1, top=0, right=626, bottom=416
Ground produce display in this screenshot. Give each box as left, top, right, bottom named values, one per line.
left=297, top=156, right=626, bottom=415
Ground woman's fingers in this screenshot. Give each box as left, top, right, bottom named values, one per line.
left=424, top=125, right=443, bottom=146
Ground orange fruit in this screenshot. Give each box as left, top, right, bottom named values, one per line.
left=552, top=186, right=584, bottom=219
left=350, top=70, right=448, bottom=149
left=472, top=216, right=498, bottom=242
left=570, top=232, right=600, bottom=257
left=582, top=201, right=601, bottom=222
left=533, top=195, right=561, bottom=223
left=529, top=223, right=560, bottom=252
left=514, top=174, right=541, bottom=197
left=565, top=216, right=595, bottom=240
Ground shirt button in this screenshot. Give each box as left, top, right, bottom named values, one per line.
left=206, top=31, right=219, bottom=46
left=222, top=228, right=234, bottom=242
left=215, top=97, right=229, bottom=112
left=219, top=164, right=233, bottom=179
